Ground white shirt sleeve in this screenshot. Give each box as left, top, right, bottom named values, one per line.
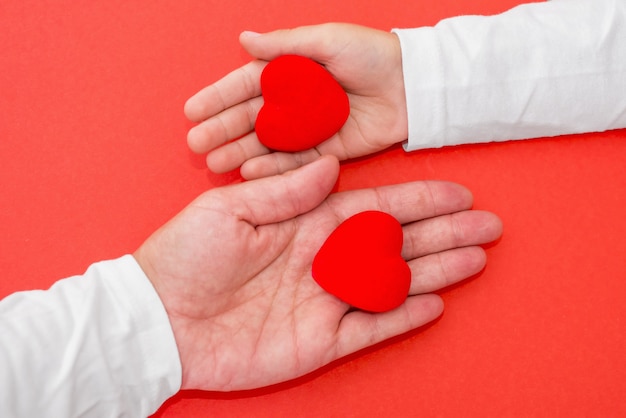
left=393, top=0, right=626, bottom=151
left=0, top=255, right=182, bottom=418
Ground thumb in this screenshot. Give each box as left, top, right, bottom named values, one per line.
left=239, top=24, right=343, bottom=63
left=213, top=155, right=340, bottom=226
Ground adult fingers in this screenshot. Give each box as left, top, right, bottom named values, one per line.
left=324, top=180, right=475, bottom=226
left=401, top=210, right=503, bottom=260
left=334, top=294, right=444, bottom=360
left=408, top=246, right=488, bottom=295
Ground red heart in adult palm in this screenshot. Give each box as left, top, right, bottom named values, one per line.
left=312, top=211, right=411, bottom=313
left=255, top=55, right=350, bottom=152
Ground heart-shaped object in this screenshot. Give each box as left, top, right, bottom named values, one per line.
left=312, top=211, right=411, bottom=312
left=255, top=55, right=350, bottom=152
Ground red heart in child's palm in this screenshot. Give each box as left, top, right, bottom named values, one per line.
left=255, top=55, right=350, bottom=152
left=312, top=211, right=411, bottom=313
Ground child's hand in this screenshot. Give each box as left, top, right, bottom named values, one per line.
left=185, top=23, right=408, bottom=179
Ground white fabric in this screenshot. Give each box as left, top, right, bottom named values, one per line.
left=393, top=0, right=626, bottom=151
left=0, top=255, right=181, bottom=418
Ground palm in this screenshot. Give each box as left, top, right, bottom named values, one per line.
left=140, top=190, right=380, bottom=391
left=187, top=211, right=348, bottom=391
left=333, top=93, right=406, bottom=157
left=134, top=157, right=502, bottom=391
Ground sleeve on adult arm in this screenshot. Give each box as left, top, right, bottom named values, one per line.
left=393, top=0, right=626, bottom=151
left=0, top=255, right=182, bottom=418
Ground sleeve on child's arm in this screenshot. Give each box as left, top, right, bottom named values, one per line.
left=393, top=0, right=626, bottom=152
left=0, top=255, right=182, bottom=418
left=392, top=26, right=445, bottom=150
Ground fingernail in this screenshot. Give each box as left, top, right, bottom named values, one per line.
left=241, top=30, right=262, bottom=38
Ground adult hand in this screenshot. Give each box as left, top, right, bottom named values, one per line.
left=185, top=23, right=407, bottom=179
left=133, top=156, right=502, bottom=391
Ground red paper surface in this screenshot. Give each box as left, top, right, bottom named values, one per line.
left=2, top=1, right=626, bottom=417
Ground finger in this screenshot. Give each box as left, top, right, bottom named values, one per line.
left=239, top=126, right=357, bottom=180
left=335, top=294, right=443, bottom=359
left=206, top=132, right=270, bottom=174
left=240, top=148, right=323, bottom=180
left=187, top=96, right=264, bottom=154
left=401, top=210, right=503, bottom=260
left=325, top=181, right=475, bottom=226
left=210, top=155, right=340, bottom=226
left=239, top=24, right=344, bottom=63
left=184, top=60, right=266, bottom=122
left=408, top=246, right=487, bottom=295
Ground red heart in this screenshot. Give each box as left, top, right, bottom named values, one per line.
left=255, top=55, right=350, bottom=152
left=312, top=211, right=411, bottom=313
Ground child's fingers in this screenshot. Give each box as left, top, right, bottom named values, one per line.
left=184, top=60, right=265, bottom=122
left=187, top=96, right=263, bottom=154
left=206, top=132, right=269, bottom=174
left=240, top=150, right=322, bottom=180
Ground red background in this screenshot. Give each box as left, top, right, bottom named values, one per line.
left=2, top=0, right=626, bottom=416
